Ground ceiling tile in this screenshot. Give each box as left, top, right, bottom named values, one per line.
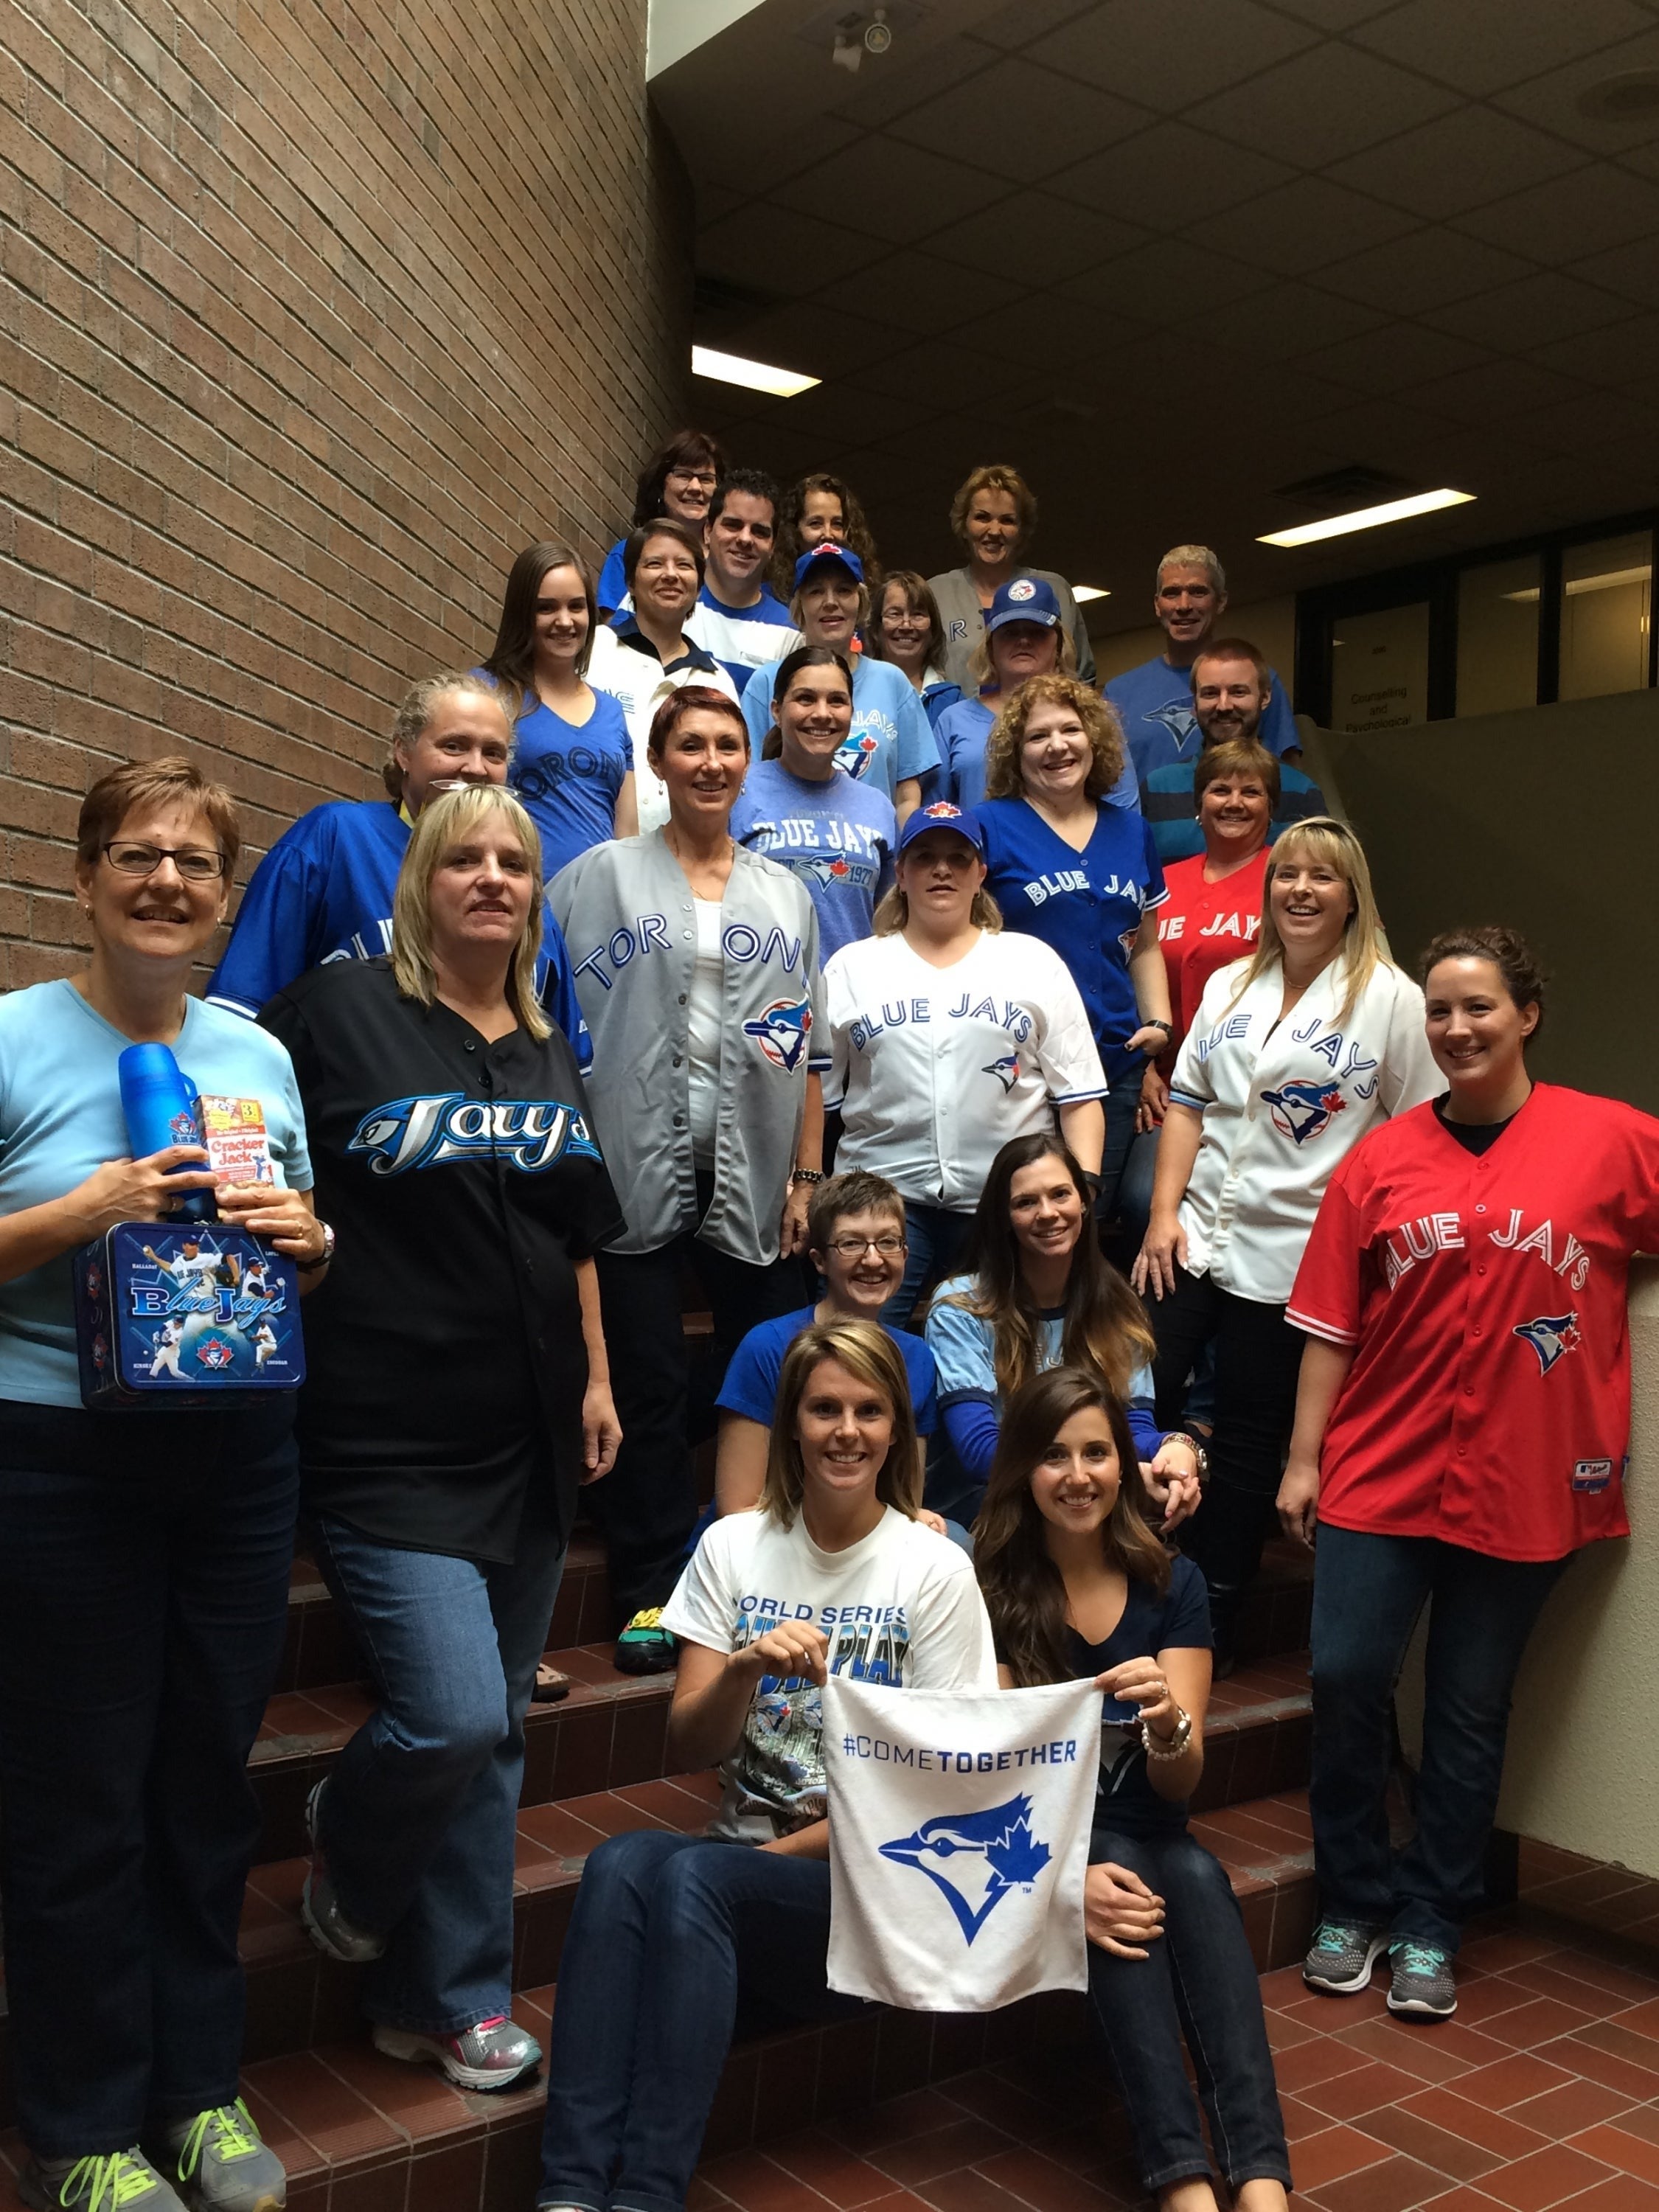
left=771, top=136, right=1011, bottom=244
left=1512, top=388, right=1659, bottom=453
left=969, top=0, right=1099, bottom=49
left=926, top=190, right=1155, bottom=285
left=827, top=35, right=997, bottom=133
left=1183, top=44, right=1460, bottom=167
left=1257, top=0, right=1418, bottom=27
left=1299, top=320, right=1495, bottom=394
left=1324, top=108, right=1590, bottom=219
left=1028, top=0, right=1319, bottom=111
left=1531, top=308, right=1659, bottom=383
left=1421, top=268, right=1641, bottom=347
left=695, top=300, right=903, bottom=383
left=834, top=251, right=1023, bottom=336
left=1493, top=27, right=1659, bottom=148
left=698, top=201, right=880, bottom=293
left=852, top=337, right=1033, bottom=405
left=1618, top=137, right=1659, bottom=181
left=1059, top=236, right=1265, bottom=318
left=946, top=293, right=1139, bottom=372
left=1408, top=358, right=1596, bottom=424
left=1351, top=0, right=1654, bottom=95
left=678, top=108, right=864, bottom=198
left=1453, top=164, right=1659, bottom=265
left=751, top=378, right=939, bottom=448
left=1315, top=226, right=1535, bottom=314
left=885, top=56, right=1155, bottom=182
left=1200, top=178, right=1421, bottom=275
left=1298, top=396, right=1465, bottom=462
left=1049, top=121, right=1297, bottom=229
left=1177, top=280, right=1387, bottom=361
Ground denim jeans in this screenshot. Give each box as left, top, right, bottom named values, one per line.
left=307, top=1500, right=566, bottom=2033
left=1093, top=1077, right=1144, bottom=1265
left=1147, top=1269, right=1306, bottom=1660
left=0, top=1399, right=298, bottom=2154
left=883, top=1202, right=975, bottom=1330
left=538, top=1830, right=863, bottom=2212
left=1309, top=1524, right=1573, bottom=1955
left=1120, top=1124, right=1160, bottom=1256
left=1087, top=1828, right=1290, bottom=2194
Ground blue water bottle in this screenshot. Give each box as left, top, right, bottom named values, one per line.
left=117, top=1043, right=215, bottom=1222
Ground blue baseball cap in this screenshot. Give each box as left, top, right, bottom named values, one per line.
left=794, top=541, right=865, bottom=590
left=896, top=801, right=986, bottom=859
left=985, top=575, right=1062, bottom=633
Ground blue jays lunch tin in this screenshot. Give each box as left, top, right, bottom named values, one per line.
left=73, top=1220, right=305, bottom=1410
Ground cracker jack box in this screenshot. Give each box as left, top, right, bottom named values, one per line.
left=72, top=1043, right=304, bottom=1409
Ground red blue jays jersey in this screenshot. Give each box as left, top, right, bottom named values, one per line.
left=1290, top=1085, right=1659, bottom=1559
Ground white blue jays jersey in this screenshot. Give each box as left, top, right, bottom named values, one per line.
left=824, top=928, right=1107, bottom=1211
left=974, top=798, right=1166, bottom=1081
left=1105, top=653, right=1300, bottom=779
left=206, top=801, right=590, bottom=1069
left=1169, top=953, right=1441, bottom=1302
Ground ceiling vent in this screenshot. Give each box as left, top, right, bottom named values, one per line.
left=1269, top=463, right=1414, bottom=512
left=692, top=273, right=782, bottom=322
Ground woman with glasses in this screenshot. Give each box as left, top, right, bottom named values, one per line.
left=594, top=428, right=726, bottom=617
left=714, top=1169, right=938, bottom=1515
left=0, top=758, right=322, bottom=2212
left=864, top=570, right=962, bottom=732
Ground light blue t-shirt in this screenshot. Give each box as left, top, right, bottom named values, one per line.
left=933, top=696, right=1140, bottom=814
left=1105, top=653, right=1300, bottom=779
left=741, top=654, right=939, bottom=804
left=0, top=982, right=311, bottom=1407
left=730, top=759, right=897, bottom=961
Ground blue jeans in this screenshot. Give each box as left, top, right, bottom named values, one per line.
left=1309, top=1524, right=1574, bottom=1955
left=0, top=1399, right=298, bottom=2154
left=307, top=1503, right=566, bottom=2032
left=1088, top=1827, right=1290, bottom=2194
left=1093, top=1076, right=1143, bottom=1259
left=538, top=1830, right=862, bottom=2212
left=1120, top=1124, right=1160, bottom=1253
left=883, top=1202, right=975, bottom=1329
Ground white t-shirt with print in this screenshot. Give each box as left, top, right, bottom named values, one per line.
left=661, top=1504, right=997, bottom=1843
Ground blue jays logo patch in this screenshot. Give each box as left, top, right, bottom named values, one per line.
left=742, top=997, right=813, bottom=1072
left=1262, top=1078, right=1347, bottom=1145
left=836, top=731, right=880, bottom=780
left=1514, top=1312, right=1581, bottom=1375
left=878, top=1793, right=1052, bottom=1945
left=347, top=1093, right=600, bottom=1175
left=799, top=852, right=857, bottom=888
left=1145, top=700, right=1199, bottom=754
left=982, top=1051, right=1020, bottom=1092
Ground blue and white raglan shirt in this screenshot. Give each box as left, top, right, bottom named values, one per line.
left=1140, top=757, right=1328, bottom=865
left=1105, top=653, right=1300, bottom=780
left=974, top=797, right=1167, bottom=1084
left=595, top=538, right=629, bottom=616
left=686, top=583, right=800, bottom=694
left=508, top=690, right=632, bottom=881
left=206, top=799, right=591, bottom=1068
left=730, top=759, right=897, bottom=962
left=933, top=696, right=1139, bottom=814
left=741, top=654, right=939, bottom=807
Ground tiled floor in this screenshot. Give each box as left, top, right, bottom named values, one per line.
left=686, top=1924, right=1659, bottom=2212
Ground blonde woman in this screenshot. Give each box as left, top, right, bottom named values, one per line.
left=927, top=462, right=1097, bottom=691
left=824, top=801, right=1107, bottom=1324
left=977, top=674, right=1172, bottom=1232
left=259, top=785, right=625, bottom=2094
left=1130, top=820, right=1441, bottom=1663
left=537, top=1317, right=995, bottom=2212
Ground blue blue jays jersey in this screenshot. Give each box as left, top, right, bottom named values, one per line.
left=973, top=796, right=1167, bottom=1080
left=933, top=697, right=1140, bottom=814
left=206, top=800, right=591, bottom=1068
left=1105, top=654, right=1300, bottom=779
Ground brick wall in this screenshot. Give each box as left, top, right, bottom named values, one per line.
left=0, top=0, right=692, bottom=985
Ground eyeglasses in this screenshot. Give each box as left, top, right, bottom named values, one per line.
left=102, top=841, right=228, bottom=880
left=667, top=468, right=717, bottom=488
left=827, top=1234, right=907, bottom=1258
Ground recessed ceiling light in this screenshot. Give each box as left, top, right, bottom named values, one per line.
left=1577, top=70, right=1659, bottom=122
left=1073, top=585, right=1110, bottom=602
left=1258, top=488, right=1475, bottom=549
left=691, top=345, right=820, bottom=398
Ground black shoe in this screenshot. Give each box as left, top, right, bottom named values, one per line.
left=613, top=1608, right=678, bottom=1674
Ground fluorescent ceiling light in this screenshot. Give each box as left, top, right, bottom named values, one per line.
left=692, top=345, right=820, bottom=398
left=1258, top=488, right=1475, bottom=549
left=1504, top=565, right=1652, bottom=604
left=1073, top=585, right=1110, bottom=602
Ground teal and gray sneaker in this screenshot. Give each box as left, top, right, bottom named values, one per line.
left=1387, top=1940, right=1458, bottom=2018
left=20, top=2149, right=187, bottom=2211
left=613, top=1607, right=677, bottom=1676
left=153, top=2102, right=285, bottom=2211
left=1302, top=1919, right=1390, bottom=1994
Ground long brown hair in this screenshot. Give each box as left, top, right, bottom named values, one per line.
left=977, top=1368, right=1171, bottom=1688
left=931, top=1135, right=1153, bottom=1402
left=482, top=541, right=597, bottom=718
left=759, top=1318, right=920, bottom=1528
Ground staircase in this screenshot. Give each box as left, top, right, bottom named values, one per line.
left=0, top=1535, right=1321, bottom=2211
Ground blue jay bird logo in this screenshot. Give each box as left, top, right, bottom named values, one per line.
left=878, top=1794, right=1052, bottom=1944
left=982, top=1051, right=1020, bottom=1092
left=1262, top=1078, right=1347, bottom=1145
left=1514, top=1312, right=1582, bottom=1375
left=743, top=997, right=813, bottom=1072
left=1145, top=699, right=1199, bottom=754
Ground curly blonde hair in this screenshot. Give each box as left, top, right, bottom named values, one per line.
left=983, top=675, right=1126, bottom=803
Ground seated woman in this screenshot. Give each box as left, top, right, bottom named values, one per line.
left=977, top=1368, right=1290, bottom=2212
left=925, top=1134, right=1203, bottom=1528
left=714, top=1169, right=938, bottom=1515
left=535, top=1318, right=995, bottom=2212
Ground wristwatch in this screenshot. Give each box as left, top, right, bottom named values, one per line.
left=1165, top=1431, right=1210, bottom=1485
left=1143, top=1705, right=1192, bottom=1761
left=296, top=1220, right=335, bottom=1273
